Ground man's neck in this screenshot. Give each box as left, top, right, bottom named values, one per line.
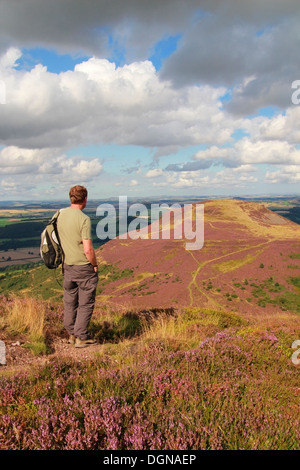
left=70, top=203, right=84, bottom=210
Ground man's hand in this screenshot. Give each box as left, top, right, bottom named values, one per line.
left=82, top=238, right=98, bottom=270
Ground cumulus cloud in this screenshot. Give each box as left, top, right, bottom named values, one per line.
left=2, top=0, right=298, bottom=116
left=0, top=49, right=234, bottom=151
left=0, top=46, right=238, bottom=197
left=266, top=165, right=300, bottom=184
left=129, top=179, right=139, bottom=186
left=1, top=0, right=300, bottom=198
left=257, top=107, right=300, bottom=144
left=145, top=168, right=164, bottom=178
left=0, top=0, right=200, bottom=60
left=160, top=1, right=300, bottom=114
left=0, top=146, right=103, bottom=198
left=151, top=164, right=258, bottom=191
left=192, top=138, right=300, bottom=168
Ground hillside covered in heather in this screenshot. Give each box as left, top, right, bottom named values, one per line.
left=96, top=198, right=300, bottom=315
left=0, top=198, right=300, bottom=450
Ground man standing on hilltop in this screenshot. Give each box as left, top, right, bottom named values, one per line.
left=57, top=185, right=98, bottom=348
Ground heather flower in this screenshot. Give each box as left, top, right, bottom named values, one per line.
left=0, top=310, right=299, bottom=450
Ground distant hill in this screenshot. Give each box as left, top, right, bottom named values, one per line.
left=96, top=198, right=300, bottom=314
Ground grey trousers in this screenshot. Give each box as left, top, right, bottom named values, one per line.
left=63, top=263, right=98, bottom=340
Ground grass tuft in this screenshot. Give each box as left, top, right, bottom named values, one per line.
left=0, top=295, right=47, bottom=355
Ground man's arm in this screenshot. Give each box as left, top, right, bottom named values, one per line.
left=82, top=239, right=98, bottom=272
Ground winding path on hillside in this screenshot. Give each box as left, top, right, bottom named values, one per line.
left=187, top=238, right=277, bottom=308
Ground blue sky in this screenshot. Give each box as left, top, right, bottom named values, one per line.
left=15, top=48, right=90, bottom=74
left=0, top=0, right=300, bottom=201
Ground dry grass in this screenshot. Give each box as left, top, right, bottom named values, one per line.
left=0, top=296, right=47, bottom=354
left=204, top=198, right=300, bottom=239
left=0, top=295, right=299, bottom=449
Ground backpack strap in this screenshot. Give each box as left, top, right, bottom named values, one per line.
left=53, top=209, right=65, bottom=275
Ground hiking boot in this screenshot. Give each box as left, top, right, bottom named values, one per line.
left=75, top=337, right=97, bottom=348
left=68, top=335, right=75, bottom=345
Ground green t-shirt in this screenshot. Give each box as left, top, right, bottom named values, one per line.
left=56, top=207, right=92, bottom=266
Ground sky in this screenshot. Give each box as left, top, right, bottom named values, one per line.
left=1, top=0, right=300, bottom=201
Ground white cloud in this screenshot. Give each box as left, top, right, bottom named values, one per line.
left=159, top=1, right=300, bottom=114
left=257, top=107, right=300, bottom=144
left=1, top=177, right=18, bottom=191
left=193, top=138, right=300, bottom=167
left=1, top=1, right=300, bottom=198
left=0, top=48, right=234, bottom=152
left=0, top=0, right=203, bottom=59
left=150, top=163, right=258, bottom=191
left=0, top=146, right=102, bottom=177
left=129, top=179, right=139, bottom=186
left=1, top=43, right=298, bottom=196
left=0, top=47, right=21, bottom=68
left=266, top=165, right=300, bottom=184
left=145, top=168, right=164, bottom=178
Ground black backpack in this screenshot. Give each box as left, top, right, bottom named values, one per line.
left=40, top=210, right=64, bottom=270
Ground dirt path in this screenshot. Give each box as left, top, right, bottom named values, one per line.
left=0, top=337, right=105, bottom=377
left=186, top=238, right=275, bottom=307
